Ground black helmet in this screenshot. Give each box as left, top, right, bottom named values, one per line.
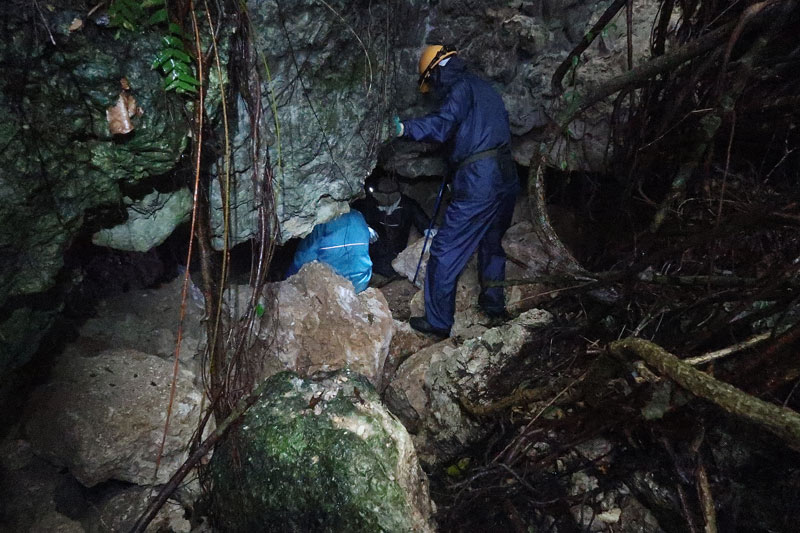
left=368, top=176, right=401, bottom=206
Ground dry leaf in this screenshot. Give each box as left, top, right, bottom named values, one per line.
left=69, top=18, right=83, bottom=32
left=120, top=77, right=130, bottom=91
left=106, top=92, right=138, bottom=135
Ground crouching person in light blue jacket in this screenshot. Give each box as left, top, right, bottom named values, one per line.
left=286, top=210, right=373, bottom=293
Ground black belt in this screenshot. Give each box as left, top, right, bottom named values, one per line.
left=457, top=144, right=510, bottom=171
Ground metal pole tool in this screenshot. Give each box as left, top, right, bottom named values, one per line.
left=412, top=176, right=447, bottom=286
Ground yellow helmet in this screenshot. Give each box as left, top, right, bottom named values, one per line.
left=417, top=45, right=457, bottom=93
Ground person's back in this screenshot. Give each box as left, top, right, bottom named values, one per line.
left=287, top=210, right=373, bottom=293
left=402, top=57, right=511, bottom=169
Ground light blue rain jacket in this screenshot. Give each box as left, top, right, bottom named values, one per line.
left=286, top=210, right=373, bottom=293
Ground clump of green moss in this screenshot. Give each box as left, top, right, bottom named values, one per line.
left=208, top=370, right=426, bottom=532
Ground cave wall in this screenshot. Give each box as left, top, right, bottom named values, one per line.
left=0, top=0, right=659, bottom=372
left=0, top=0, right=188, bottom=371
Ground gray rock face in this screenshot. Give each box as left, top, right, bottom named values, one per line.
left=224, top=0, right=412, bottom=244
left=0, top=5, right=188, bottom=372
left=86, top=486, right=191, bottom=533
left=392, top=234, right=433, bottom=289
left=246, top=261, right=395, bottom=387
left=1, top=422, right=194, bottom=533
left=24, top=349, right=205, bottom=487
left=92, top=189, right=192, bottom=252
left=62, top=276, right=206, bottom=364
left=208, top=369, right=435, bottom=533
left=385, top=309, right=553, bottom=465
left=0, top=0, right=660, bottom=376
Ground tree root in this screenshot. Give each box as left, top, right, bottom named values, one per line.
left=459, top=381, right=581, bottom=417
left=609, top=337, right=800, bottom=453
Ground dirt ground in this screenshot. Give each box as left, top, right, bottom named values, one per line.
left=372, top=276, right=419, bottom=321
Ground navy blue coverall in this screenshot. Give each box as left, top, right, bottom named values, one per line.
left=401, top=56, right=519, bottom=332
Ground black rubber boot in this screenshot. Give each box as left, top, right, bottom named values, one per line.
left=409, top=316, right=450, bottom=338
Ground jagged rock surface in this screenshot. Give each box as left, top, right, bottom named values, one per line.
left=63, top=275, right=206, bottom=363
left=23, top=349, right=205, bottom=487
left=0, top=0, right=661, bottom=376
left=246, top=261, right=395, bottom=387
left=209, top=369, right=435, bottom=532
left=0, top=3, right=187, bottom=372
left=0, top=434, right=192, bottom=533
left=385, top=309, right=553, bottom=465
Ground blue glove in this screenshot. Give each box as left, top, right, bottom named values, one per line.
left=392, top=115, right=404, bottom=137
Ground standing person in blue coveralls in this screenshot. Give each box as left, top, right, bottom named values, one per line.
left=286, top=209, right=373, bottom=293
left=393, top=44, right=519, bottom=337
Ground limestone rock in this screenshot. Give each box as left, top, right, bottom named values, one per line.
left=385, top=309, right=553, bottom=465
left=24, top=349, right=205, bottom=487
left=63, top=276, right=206, bottom=365
left=380, top=319, right=437, bottom=392
left=0, top=7, right=187, bottom=372
left=392, top=236, right=433, bottom=289
left=29, top=512, right=85, bottom=533
left=208, top=369, right=435, bottom=533
left=92, top=189, right=192, bottom=252
left=220, top=0, right=428, bottom=245
left=0, top=437, right=69, bottom=533
left=86, top=486, right=191, bottom=533
left=251, top=261, right=395, bottom=386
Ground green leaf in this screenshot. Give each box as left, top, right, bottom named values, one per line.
left=162, top=35, right=184, bottom=49
left=164, top=71, right=200, bottom=89
left=153, top=49, right=192, bottom=70
left=111, top=4, right=135, bottom=25
left=169, top=22, right=187, bottom=37
left=147, top=8, right=168, bottom=25
left=255, top=303, right=265, bottom=317
left=165, top=78, right=198, bottom=93
left=445, top=457, right=471, bottom=476
left=177, top=72, right=201, bottom=86
left=162, top=60, right=195, bottom=78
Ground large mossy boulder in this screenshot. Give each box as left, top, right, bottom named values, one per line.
left=208, top=369, right=434, bottom=532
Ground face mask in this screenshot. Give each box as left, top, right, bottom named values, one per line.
left=372, top=191, right=401, bottom=206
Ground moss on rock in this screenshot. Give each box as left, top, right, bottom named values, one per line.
left=208, top=369, right=433, bottom=532
left=0, top=4, right=189, bottom=372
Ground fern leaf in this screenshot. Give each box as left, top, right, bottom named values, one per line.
left=163, top=58, right=192, bottom=76
left=168, top=22, right=188, bottom=38
left=165, top=78, right=198, bottom=93
left=147, top=8, right=168, bottom=25
left=161, top=35, right=185, bottom=49
left=152, top=48, right=192, bottom=68
left=109, top=0, right=145, bottom=29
